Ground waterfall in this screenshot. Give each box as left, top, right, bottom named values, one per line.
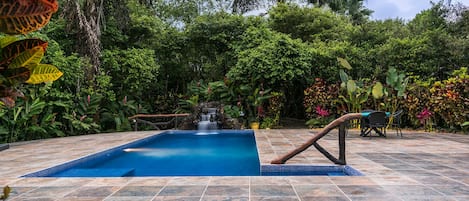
left=198, top=108, right=219, bottom=131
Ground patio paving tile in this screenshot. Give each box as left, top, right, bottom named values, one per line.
left=348, top=196, right=402, bottom=201
left=382, top=185, right=444, bottom=197
left=287, top=176, right=332, bottom=185
left=431, top=185, right=469, bottom=196
left=400, top=196, right=457, bottom=201
left=5, top=186, right=36, bottom=199
left=103, top=196, right=154, bottom=201
left=300, top=196, right=350, bottom=201
left=157, top=185, right=206, bottom=197
left=208, top=177, right=249, bottom=185
left=337, top=185, right=391, bottom=197
left=166, top=177, right=210, bottom=185
left=46, top=178, right=94, bottom=187
left=9, top=198, right=56, bottom=201
left=369, top=176, right=419, bottom=185
left=59, top=197, right=108, bottom=201
left=152, top=196, right=201, bottom=201
left=204, top=185, right=249, bottom=196
left=250, top=177, right=290, bottom=185
left=111, top=186, right=163, bottom=197
left=18, top=186, right=76, bottom=198
left=125, top=178, right=171, bottom=186
left=294, top=184, right=346, bottom=198
left=64, top=186, right=121, bottom=198
left=249, top=196, right=299, bottom=201
left=411, top=176, right=465, bottom=186
left=200, top=196, right=249, bottom=201
left=330, top=177, right=377, bottom=185
left=250, top=185, right=296, bottom=197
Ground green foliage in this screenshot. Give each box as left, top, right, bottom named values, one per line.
left=185, top=13, right=263, bottom=82
left=428, top=67, right=469, bottom=131
left=266, top=92, right=284, bottom=127
left=101, top=48, right=159, bottom=99
left=63, top=95, right=101, bottom=135
left=228, top=27, right=313, bottom=88
left=337, top=59, right=370, bottom=113
left=101, top=97, right=140, bottom=132
left=0, top=84, right=66, bottom=143
left=268, top=3, right=353, bottom=42
left=303, top=78, right=340, bottom=119
left=223, top=105, right=242, bottom=118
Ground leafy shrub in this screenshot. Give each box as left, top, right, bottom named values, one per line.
left=428, top=67, right=469, bottom=130
left=303, top=78, right=340, bottom=119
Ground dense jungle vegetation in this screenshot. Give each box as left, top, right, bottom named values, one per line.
left=1, top=0, right=468, bottom=143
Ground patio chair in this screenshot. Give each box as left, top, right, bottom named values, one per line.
left=359, top=109, right=375, bottom=136
left=390, top=109, right=404, bottom=138
left=362, top=111, right=387, bottom=138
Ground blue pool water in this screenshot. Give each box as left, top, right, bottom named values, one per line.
left=24, top=130, right=363, bottom=177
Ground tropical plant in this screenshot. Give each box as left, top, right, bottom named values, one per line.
left=223, top=105, right=242, bottom=118
left=384, top=67, right=409, bottom=126
left=337, top=58, right=370, bottom=114
left=417, top=108, right=434, bottom=131
left=304, top=78, right=340, bottom=119
left=0, top=0, right=62, bottom=107
left=402, top=76, right=434, bottom=128
left=63, top=95, right=101, bottom=135
left=100, top=96, right=140, bottom=132
left=241, top=85, right=272, bottom=123
left=305, top=106, right=334, bottom=128
left=266, top=91, right=284, bottom=127
left=428, top=67, right=469, bottom=131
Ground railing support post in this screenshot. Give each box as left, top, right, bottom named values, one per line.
left=338, top=122, right=346, bottom=165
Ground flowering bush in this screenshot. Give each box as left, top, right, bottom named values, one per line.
left=304, top=78, right=340, bottom=119
left=428, top=68, right=469, bottom=130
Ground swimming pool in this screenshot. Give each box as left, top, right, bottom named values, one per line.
left=23, top=130, right=363, bottom=177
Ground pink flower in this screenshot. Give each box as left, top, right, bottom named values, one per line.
left=315, top=106, right=329, bottom=117
left=417, top=108, right=432, bottom=124
left=87, top=95, right=90, bottom=104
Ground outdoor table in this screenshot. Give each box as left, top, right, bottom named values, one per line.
left=360, top=111, right=390, bottom=137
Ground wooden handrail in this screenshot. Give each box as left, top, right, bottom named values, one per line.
left=271, top=113, right=363, bottom=165
left=128, top=113, right=191, bottom=131
left=128, top=113, right=190, bottom=119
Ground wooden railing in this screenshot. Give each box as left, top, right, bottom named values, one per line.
left=271, top=113, right=362, bottom=165
left=128, top=113, right=190, bottom=131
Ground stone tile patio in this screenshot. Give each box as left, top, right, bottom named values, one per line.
left=0, top=129, right=468, bottom=201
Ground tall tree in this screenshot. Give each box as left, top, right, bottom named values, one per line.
left=61, top=0, right=104, bottom=84
left=308, top=0, right=372, bottom=24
